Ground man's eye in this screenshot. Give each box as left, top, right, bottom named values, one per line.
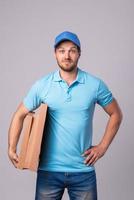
left=71, top=50, right=76, bottom=53
left=59, top=50, right=65, bottom=53
left=70, top=49, right=77, bottom=53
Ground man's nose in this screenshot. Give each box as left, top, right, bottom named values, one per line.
left=64, top=51, right=70, bottom=59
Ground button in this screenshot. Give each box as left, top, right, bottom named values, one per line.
left=65, top=93, right=72, bottom=101
left=66, top=96, right=72, bottom=101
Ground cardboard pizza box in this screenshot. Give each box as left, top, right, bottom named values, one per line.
left=17, top=103, right=48, bottom=171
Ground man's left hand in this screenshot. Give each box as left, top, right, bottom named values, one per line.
left=82, top=145, right=106, bottom=166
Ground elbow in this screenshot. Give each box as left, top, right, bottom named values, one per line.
left=111, top=108, right=123, bottom=126
left=119, top=107, right=123, bottom=122
left=116, top=109, right=123, bottom=125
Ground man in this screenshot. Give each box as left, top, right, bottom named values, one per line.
left=8, top=31, right=123, bottom=200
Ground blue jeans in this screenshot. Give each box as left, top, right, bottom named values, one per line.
left=35, top=169, right=97, bottom=200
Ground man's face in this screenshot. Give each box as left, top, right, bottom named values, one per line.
left=54, top=41, right=81, bottom=72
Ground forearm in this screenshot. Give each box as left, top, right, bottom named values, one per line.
left=99, top=113, right=122, bottom=151
left=8, top=114, right=25, bottom=151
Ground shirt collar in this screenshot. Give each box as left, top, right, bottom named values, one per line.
left=53, top=67, right=85, bottom=84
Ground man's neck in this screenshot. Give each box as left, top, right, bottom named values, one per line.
left=59, top=67, right=78, bottom=86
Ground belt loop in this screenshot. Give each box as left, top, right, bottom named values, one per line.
left=65, top=172, right=69, bottom=176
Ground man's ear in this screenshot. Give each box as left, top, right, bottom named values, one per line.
left=78, top=51, right=81, bottom=58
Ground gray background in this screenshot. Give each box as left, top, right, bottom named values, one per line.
left=1, top=0, right=133, bottom=199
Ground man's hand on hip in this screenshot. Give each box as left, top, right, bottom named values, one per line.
left=81, top=145, right=106, bottom=166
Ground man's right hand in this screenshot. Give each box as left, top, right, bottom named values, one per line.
left=8, top=148, right=19, bottom=168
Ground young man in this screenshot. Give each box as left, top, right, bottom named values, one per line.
left=8, top=31, right=123, bottom=200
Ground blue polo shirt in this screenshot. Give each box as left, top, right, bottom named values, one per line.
left=23, top=67, right=113, bottom=172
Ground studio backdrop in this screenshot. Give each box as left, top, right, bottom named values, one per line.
left=0, top=0, right=133, bottom=199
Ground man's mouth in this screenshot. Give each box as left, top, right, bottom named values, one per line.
left=64, top=60, right=72, bottom=63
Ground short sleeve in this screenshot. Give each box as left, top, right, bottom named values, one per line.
left=96, top=79, right=114, bottom=107
left=23, top=81, right=42, bottom=111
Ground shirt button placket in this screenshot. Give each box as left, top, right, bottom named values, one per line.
left=66, top=88, right=71, bottom=102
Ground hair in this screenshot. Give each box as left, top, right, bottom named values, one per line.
left=54, top=39, right=81, bottom=53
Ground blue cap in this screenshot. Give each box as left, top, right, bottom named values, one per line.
left=54, top=31, right=81, bottom=49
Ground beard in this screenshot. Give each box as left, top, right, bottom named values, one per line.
left=56, top=59, right=79, bottom=72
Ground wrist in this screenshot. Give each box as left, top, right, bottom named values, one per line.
left=98, top=142, right=108, bottom=153
left=8, top=145, right=17, bottom=152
